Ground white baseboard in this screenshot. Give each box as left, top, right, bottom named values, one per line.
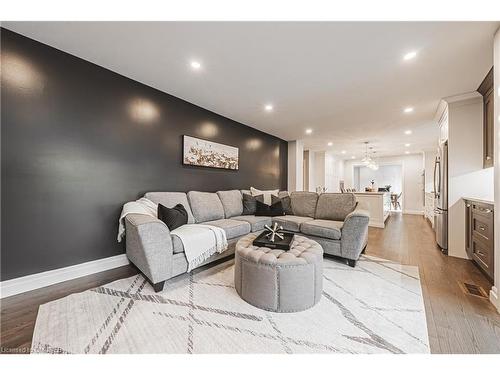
left=403, top=210, right=424, bottom=215
left=0, top=254, right=129, bottom=299
left=490, top=286, right=500, bottom=313
left=368, top=221, right=385, bottom=228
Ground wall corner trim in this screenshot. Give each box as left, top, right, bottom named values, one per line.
left=490, top=286, right=500, bottom=314
left=0, top=254, right=129, bottom=299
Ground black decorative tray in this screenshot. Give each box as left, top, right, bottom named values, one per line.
left=252, top=231, right=295, bottom=250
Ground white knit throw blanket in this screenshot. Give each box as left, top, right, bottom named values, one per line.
left=171, top=224, right=228, bottom=272
left=117, top=197, right=157, bottom=242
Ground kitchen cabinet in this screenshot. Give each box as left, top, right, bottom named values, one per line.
left=438, top=108, right=448, bottom=144
left=477, top=67, right=494, bottom=168
left=464, top=198, right=494, bottom=281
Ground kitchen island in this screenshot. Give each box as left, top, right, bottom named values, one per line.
left=353, top=192, right=392, bottom=228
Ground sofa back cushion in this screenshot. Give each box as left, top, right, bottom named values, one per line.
left=144, top=192, right=195, bottom=224
left=187, top=191, right=225, bottom=223
left=315, top=193, right=357, bottom=221
left=290, top=192, right=319, bottom=218
left=217, top=190, right=243, bottom=218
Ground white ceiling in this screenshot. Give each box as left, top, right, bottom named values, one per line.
left=4, top=21, right=498, bottom=159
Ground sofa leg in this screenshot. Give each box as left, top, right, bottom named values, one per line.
left=152, top=281, right=166, bottom=293
left=346, top=259, right=357, bottom=268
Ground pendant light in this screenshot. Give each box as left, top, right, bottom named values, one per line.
left=361, top=142, right=372, bottom=165
left=367, top=149, right=379, bottom=170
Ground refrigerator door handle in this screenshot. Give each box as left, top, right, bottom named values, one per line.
left=438, top=159, right=441, bottom=199
left=434, top=157, right=440, bottom=199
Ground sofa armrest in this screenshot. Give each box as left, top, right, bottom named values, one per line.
left=340, top=205, right=370, bottom=260
left=125, top=214, right=173, bottom=283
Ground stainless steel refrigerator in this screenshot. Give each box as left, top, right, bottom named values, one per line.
left=434, top=141, right=448, bottom=253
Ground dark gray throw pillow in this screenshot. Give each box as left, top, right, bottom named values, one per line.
left=255, top=199, right=284, bottom=217
left=255, top=195, right=285, bottom=217
left=281, top=195, right=293, bottom=215
left=157, top=203, right=188, bottom=231
left=242, top=193, right=259, bottom=215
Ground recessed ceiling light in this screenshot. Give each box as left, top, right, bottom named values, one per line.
left=403, top=51, right=417, bottom=61
left=327, top=142, right=333, bottom=146
left=404, top=107, right=414, bottom=113
left=190, top=61, right=202, bottom=70
left=405, top=143, right=411, bottom=147
left=341, top=150, right=346, bottom=154
left=404, top=130, right=412, bottom=135
left=264, top=104, right=274, bottom=112
left=405, top=151, right=410, bottom=154
left=351, top=156, right=356, bottom=159
left=305, top=129, right=312, bottom=135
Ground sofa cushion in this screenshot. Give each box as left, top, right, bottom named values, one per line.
left=204, top=219, right=251, bottom=239
left=144, top=192, right=195, bottom=224
left=217, top=190, right=243, bottom=218
left=290, top=192, right=318, bottom=218
left=272, top=215, right=314, bottom=232
left=231, top=215, right=272, bottom=232
left=187, top=191, right=225, bottom=223
left=300, top=219, right=343, bottom=240
left=315, top=193, right=357, bottom=221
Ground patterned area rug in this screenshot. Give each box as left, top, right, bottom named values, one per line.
left=31, top=255, right=430, bottom=354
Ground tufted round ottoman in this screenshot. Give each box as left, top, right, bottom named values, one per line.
left=234, top=233, right=323, bottom=313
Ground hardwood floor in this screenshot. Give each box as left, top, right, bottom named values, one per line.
left=1, top=212, right=499, bottom=354
left=368, top=213, right=500, bottom=354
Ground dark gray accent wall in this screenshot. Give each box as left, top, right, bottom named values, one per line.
left=1, top=28, right=287, bottom=281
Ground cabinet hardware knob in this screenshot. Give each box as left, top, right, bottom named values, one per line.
left=479, top=226, right=485, bottom=231
left=486, top=156, right=491, bottom=160
left=466, top=204, right=471, bottom=207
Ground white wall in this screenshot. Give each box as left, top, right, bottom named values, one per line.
left=314, top=151, right=325, bottom=189
left=344, top=153, right=424, bottom=214
left=324, top=152, right=343, bottom=193
left=296, top=148, right=344, bottom=193
left=287, top=140, right=303, bottom=192
left=354, top=164, right=403, bottom=193
left=447, top=95, right=494, bottom=259
left=491, top=27, right=499, bottom=312
left=423, top=149, right=438, bottom=193
left=303, top=150, right=318, bottom=192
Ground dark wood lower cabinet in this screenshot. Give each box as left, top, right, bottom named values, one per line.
left=465, top=199, right=494, bottom=281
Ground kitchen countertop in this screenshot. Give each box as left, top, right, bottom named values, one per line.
left=353, top=191, right=390, bottom=195
left=463, top=197, right=494, bottom=205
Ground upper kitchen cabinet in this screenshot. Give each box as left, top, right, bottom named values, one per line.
left=477, top=67, right=494, bottom=168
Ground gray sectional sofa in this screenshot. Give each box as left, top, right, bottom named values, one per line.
left=124, top=190, right=369, bottom=291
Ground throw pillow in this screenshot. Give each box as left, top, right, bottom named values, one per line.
left=250, top=187, right=279, bottom=205
left=255, top=195, right=285, bottom=217
left=157, top=203, right=188, bottom=231
left=281, top=195, right=293, bottom=215
left=242, top=193, right=258, bottom=215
